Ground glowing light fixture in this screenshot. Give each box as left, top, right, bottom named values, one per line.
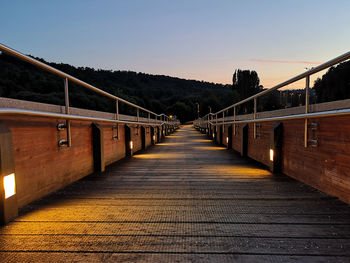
left=130, top=141, right=133, bottom=150
left=3, top=173, right=16, bottom=199
left=212, top=134, right=215, bottom=138
left=226, top=137, right=229, bottom=144
left=269, top=149, right=274, bottom=161
left=153, top=135, right=156, bottom=141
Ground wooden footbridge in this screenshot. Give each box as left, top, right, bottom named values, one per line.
left=0, top=44, right=350, bottom=262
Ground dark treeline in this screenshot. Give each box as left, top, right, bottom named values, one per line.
left=314, top=60, right=350, bottom=103
left=0, top=52, right=236, bottom=123
left=0, top=52, right=348, bottom=122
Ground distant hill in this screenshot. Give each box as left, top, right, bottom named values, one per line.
left=0, top=52, right=236, bottom=122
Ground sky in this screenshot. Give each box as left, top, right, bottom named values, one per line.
left=1, top=0, right=350, bottom=89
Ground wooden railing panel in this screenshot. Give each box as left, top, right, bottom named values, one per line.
left=103, top=124, right=126, bottom=166
left=2, top=117, right=93, bottom=207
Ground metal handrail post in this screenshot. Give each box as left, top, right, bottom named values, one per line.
left=233, top=107, right=236, bottom=135
left=64, top=78, right=72, bottom=147
left=254, top=98, right=257, bottom=139
left=116, top=100, right=119, bottom=120
left=304, top=76, right=310, bottom=148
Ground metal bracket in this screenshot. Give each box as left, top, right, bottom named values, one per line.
left=57, top=123, right=67, bottom=131
left=58, top=139, right=68, bottom=147
left=255, top=123, right=262, bottom=138
left=112, top=125, right=119, bottom=140
left=308, top=122, right=319, bottom=147
left=57, top=122, right=70, bottom=147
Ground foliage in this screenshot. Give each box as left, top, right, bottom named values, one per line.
left=232, top=69, right=263, bottom=113
left=313, top=61, right=350, bottom=103
left=0, top=53, right=234, bottom=123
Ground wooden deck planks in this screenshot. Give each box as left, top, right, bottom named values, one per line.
left=1, top=125, right=350, bottom=263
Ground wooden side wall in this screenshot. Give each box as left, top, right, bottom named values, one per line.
left=131, top=126, right=142, bottom=152
left=145, top=127, right=152, bottom=147
left=232, top=124, right=242, bottom=153
left=222, top=116, right=350, bottom=204
left=222, top=125, right=228, bottom=147
left=103, top=124, right=126, bottom=166
left=1, top=116, right=166, bottom=208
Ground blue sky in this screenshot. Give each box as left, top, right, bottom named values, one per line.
left=1, top=0, right=350, bottom=88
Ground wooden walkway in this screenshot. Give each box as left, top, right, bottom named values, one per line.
left=1, top=125, right=350, bottom=262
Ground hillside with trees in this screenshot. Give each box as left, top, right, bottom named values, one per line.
left=0, top=52, right=237, bottom=123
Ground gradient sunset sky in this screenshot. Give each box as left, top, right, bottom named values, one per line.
left=1, top=0, right=349, bottom=89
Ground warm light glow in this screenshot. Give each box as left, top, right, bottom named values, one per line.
left=166, top=135, right=183, bottom=138
left=194, top=139, right=212, bottom=142
left=130, top=141, right=133, bottom=150
left=269, top=149, right=274, bottom=161
left=195, top=146, right=226, bottom=151
left=156, top=143, right=180, bottom=146
left=153, top=135, right=156, bottom=141
left=205, top=164, right=273, bottom=177
left=134, top=153, right=181, bottom=159
left=226, top=137, right=229, bottom=144
left=212, top=134, right=215, bottom=138
left=169, top=115, right=173, bottom=119
left=4, top=173, right=16, bottom=199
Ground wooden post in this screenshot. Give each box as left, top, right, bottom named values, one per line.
left=270, top=122, right=283, bottom=173
left=92, top=123, right=105, bottom=173
left=227, top=124, right=233, bottom=150
left=125, top=125, right=132, bottom=157
left=0, top=121, right=18, bottom=224
left=141, top=126, right=146, bottom=150
left=157, top=126, right=161, bottom=142
left=241, top=124, right=248, bottom=157
left=151, top=127, right=155, bottom=145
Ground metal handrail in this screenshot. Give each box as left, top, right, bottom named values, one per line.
left=214, top=51, right=350, bottom=115
left=0, top=43, right=179, bottom=147
left=0, top=108, right=169, bottom=126
left=195, top=51, right=350, bottom=147
left=0, top=43, right=170, bottom=120
left=204, top=108, right=350, bottom=124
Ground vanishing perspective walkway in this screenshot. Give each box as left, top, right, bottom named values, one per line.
left=1, top=125, right=350, bottom=262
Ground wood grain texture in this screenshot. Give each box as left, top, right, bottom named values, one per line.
left=0, top=116, right=165, bottom=209
left=103, top=124, right=126, bottom=166
left=131, top=126, right=142, bottom=153
left=282, top=116, right=350, bottom=204
left=145, top=126, right=152, bottom=148
left=230, top=116, right=350, bottom=204
left=232, top=124, right=241, bottom=153
left=1, top=116, right=94, bottom=207
left=247, top=122, right=274, bottom=167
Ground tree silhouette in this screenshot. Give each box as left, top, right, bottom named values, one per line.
left=313, top=61, right=350, bottom=103
left=232, top=69, right=263, bottom=113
